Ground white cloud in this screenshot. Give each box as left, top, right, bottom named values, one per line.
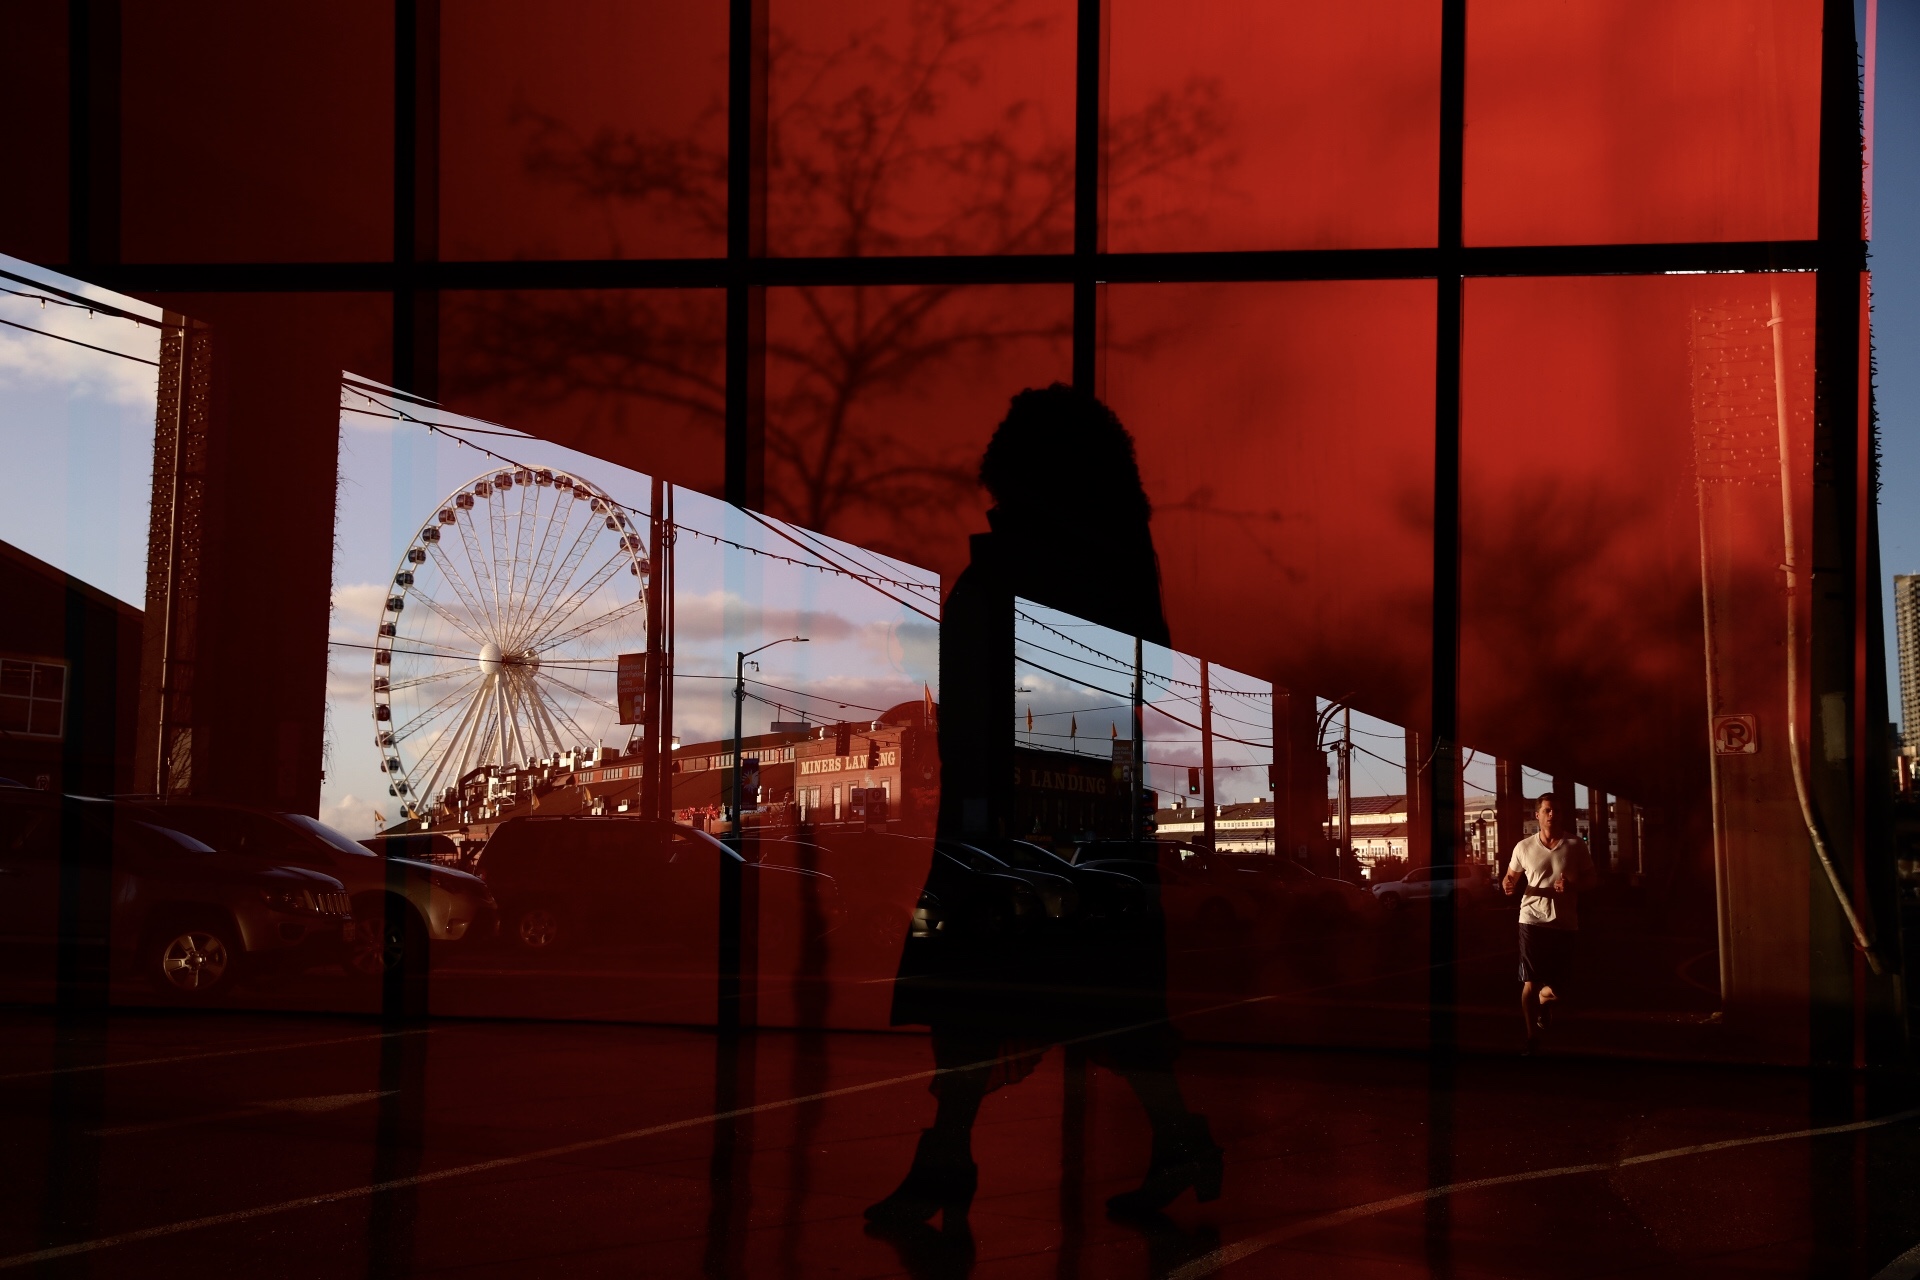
left=0, top=299, right=160, bottom=407
left=330, top=582, right=392, bottom=641
left=318, top=793, right=385, bottom=841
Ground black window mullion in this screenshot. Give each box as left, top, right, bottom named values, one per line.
left=1429, top=0, right=1468, bottom=1063
left=725, top=0, right=768, bottom=516
left=1072, top=0, right=1103, bottom=391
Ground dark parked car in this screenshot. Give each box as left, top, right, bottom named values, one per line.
left=128, top=802, right=494, bottom=976
left=974, top=837, right=1154, bottom=924
left=0, top=791, right=353, bottom=1002
left=1075, top=839, right=1379, bottom=938
left=1371, top=863, right=1495, bottom=911
left=483, top=815, right=840, bottom=954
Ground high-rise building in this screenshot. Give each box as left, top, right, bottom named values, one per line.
left=1895, top=574, right=1920, bottom=746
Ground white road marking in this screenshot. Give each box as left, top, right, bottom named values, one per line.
left=0, top=953, right=1520, bottom=1270
left=0, top=1058, right=957, bottom=1270
left=86, top=1091, right=397, bottom=1137
left=0, top=1029, right=429, bottom=1083
left=1166, top=1107, right=1920, bottom=1279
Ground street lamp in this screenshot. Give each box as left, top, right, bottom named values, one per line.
left=731, top=636, right=807, bottom=846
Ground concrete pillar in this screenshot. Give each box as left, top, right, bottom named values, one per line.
left=1494, top=758, right=1525, bottom=874
left=1588, top=787, right=1612, bottom=872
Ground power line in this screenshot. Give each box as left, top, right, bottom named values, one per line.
left=1014, top=653, right=1272, bottom=750
left=345, top=387, right=944, bottom=608
left=1016, top=634, right=1276, bottom=735
left=1016, top=607, right=1276, bottom=697
left=0, top=315, right=159, bottom=366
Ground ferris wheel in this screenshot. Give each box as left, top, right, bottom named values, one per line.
left=371, top=465, right=650, bottom=820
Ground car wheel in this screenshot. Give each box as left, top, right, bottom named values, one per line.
left=514, top=904, right=565, bottom=952
left=1379, top=891, right=1404, bottom=911
left=345, top=895, right=427, bottom=977
left=146, top=922, right=238, bottom=1000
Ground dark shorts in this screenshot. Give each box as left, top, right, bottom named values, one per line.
left=1517, top=922, right=1575, bottom=990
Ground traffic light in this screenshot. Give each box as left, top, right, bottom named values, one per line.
left=1267, top=763, right=1279, bottom=791
left=1138, top=787, right=1159, bottom=832
left=1187, top=766, right=1201, bottom=795
left=835, top=723, right=851, bottom=756
left=867, top=738, right=881, bottom=769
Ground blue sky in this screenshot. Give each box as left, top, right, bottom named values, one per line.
left=0, top=254, right=160, bottom=609
left=1870, top=0, right=1920, bottom=726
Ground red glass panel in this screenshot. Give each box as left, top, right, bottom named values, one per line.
left=0, top=7, right=67, bottom=264
left=439, top=289, right=727, bottom=499
left=764, top=0, right=1076, bottom=257
left=1106, top=0, right=1440, bottom=252
left=1101, top=280, right=1437, bottom=728
left=1465, top=0, right=1822, bottom=246
left=120, top=3, right=393, bottom=263
left=762, top=284, right=1072, bottom=574
left=441, top=1, right=728, bottom=260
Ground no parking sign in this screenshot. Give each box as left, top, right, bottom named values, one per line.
left=1712, top=714, right=1759, bottom=755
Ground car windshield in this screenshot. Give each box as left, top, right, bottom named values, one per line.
left=135, top=820, right=218, bottom=855
left=283, top=812, right=379, bottom=858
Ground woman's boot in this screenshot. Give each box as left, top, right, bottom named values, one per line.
left=864, top=1129, right=979, bottom=1226
left=1106, top=1115, right=1223, bottom=1219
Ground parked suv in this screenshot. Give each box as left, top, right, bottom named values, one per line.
left=0, top=792, right=353, bottom=1002
left=128, top=802, right=494, bottom=976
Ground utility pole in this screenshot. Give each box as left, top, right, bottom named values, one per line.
left=1130, top=634, right=1145, bottom=842
left=731, top=636, right=806, bottom=847
left=1338, top=704, right=1353, bottom=879
left=641, top=476, right=665, bottom=814
left=1200, top=659, right=1217, bottom=854
left=657, top=484, right=676, bottom=821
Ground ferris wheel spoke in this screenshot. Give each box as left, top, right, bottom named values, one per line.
left=529, top=677, right=595, bottom=754
left=390, top=672, right=483, bottom=744
left=487, top=486, right=514, bottom=641
left=539, top=671, right=621, bottom=718
left=522, top=550, right=637, bottom=652
left=411, top=562, right=491, bottom=648
left=531, top=590, right=646, bottom=654
left=414, top=681, right=490, bottom=810
left=511, top=503, right=606, bottom=651
left=453, top=510, right=505, bottom=635
left=514, top=671, right=568, bottom=759
left=498, top=675, right=532, bottom=768
left=510, top=491, right=583, bottom=648
left=504, top=482, right=548, bottom=641
left=390, top=667, right=473, bottom=694
left=515, top=687, right=557, bottom=761
left=388, top=633, right=484, bottom=661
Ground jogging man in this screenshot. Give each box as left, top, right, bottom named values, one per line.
left=1502, top=792, right=1598, bottom=1053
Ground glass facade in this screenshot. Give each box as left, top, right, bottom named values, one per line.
left=0, top=2, right=1905, bottom=1273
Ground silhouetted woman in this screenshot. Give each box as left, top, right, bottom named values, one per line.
left=866, top=384, right=1222, bottom=1233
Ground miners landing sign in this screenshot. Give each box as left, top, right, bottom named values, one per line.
left=799, top=750, right=897, bottom=776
